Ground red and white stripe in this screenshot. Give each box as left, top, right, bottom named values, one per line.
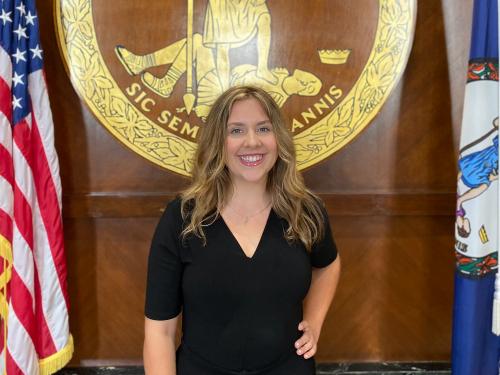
left=0, top=29, right=70, bottom=375
left=0, top=43, right=14, bottom=375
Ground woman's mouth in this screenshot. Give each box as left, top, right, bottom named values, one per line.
left=239, top=154, right=264, bottom=167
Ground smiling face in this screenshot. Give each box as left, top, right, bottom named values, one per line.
left=225, top=97, right=279, bottom=187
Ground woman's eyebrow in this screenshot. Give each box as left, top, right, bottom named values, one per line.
left=227, top=120, right=272, bottom=126
left=257, top=120, right=272, bottom=126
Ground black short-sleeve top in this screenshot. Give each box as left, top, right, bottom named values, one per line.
left=145, top=197, right=337, bottom=372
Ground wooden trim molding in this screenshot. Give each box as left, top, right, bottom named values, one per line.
left=62, top=193, right=455, bottom=218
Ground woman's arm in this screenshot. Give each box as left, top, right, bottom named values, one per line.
left=143, top=315, right=179, bottom=375
left=296, top=256, right=341, bottom=359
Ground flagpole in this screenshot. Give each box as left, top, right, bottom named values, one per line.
left=183, top=0, right=195, bottom=114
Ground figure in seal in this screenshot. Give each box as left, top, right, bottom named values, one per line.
left=115, top=33, right=321, bottom=120
left=116, top=0, right=277, bottom=97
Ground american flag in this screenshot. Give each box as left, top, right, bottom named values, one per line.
left=0, top=0, right=73, bottom=374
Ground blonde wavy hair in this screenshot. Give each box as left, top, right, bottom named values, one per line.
left=180, top=85, right=326, bottom=251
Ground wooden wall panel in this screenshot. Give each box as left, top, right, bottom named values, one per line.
left=317, top=214, right=455, bottom=361
left=62, top=214, right=456, bottom=363
left=63, top=218, right=152, bottom=362
left=35, top=0, right=473, bottom=365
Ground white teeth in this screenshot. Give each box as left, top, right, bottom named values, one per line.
left=240, top=154, right=263, bottom=163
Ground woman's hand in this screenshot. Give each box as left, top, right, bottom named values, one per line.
left=294, top=320, right=319, bottom=359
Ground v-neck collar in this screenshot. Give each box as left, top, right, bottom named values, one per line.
left=218, top=208, right=274, bottom=260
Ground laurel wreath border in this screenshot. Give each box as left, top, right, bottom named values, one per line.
left=54, top=0, right=416, bottom=176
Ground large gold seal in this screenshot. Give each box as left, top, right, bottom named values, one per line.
left=55, top=0, right=416, bottom=176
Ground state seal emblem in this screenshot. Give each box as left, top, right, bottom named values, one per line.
left=55, top=0, right=416, bottom=176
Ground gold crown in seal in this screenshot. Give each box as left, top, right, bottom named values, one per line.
left=318, top=49, right=351, bottom=65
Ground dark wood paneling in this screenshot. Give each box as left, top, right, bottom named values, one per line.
left=35, top=0, right=473, bottom=365
left=63, top=215, right=455, bottom=362
left=317, top=215, right=455, bottom=361
left=64, top=218, right=151, bottom=362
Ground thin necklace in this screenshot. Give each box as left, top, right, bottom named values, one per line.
left=225, top=200, right=272, bottom=225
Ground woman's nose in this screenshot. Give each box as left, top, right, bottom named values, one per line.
left=244, top=130, right=261, bottom=147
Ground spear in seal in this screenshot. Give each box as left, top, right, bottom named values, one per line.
left=183, top=0, right=196, bottom=114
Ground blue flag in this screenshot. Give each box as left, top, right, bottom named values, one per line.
left=452, top=0, right=500, bottom=373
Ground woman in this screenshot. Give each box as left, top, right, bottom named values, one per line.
left=144, top=86, right=341, bottom=374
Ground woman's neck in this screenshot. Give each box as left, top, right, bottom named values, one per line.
left=225, top=179, right=271, bottom=211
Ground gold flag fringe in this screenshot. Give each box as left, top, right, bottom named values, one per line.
left=39, top=334, right=74, bottom=375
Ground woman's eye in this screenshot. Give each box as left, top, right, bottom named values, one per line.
left=229, top=128, right=243, bottom=134
left=258, top=127, right=271, bottom=133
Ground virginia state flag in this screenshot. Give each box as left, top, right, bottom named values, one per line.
left=452, top=0, right=500, bottom=373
